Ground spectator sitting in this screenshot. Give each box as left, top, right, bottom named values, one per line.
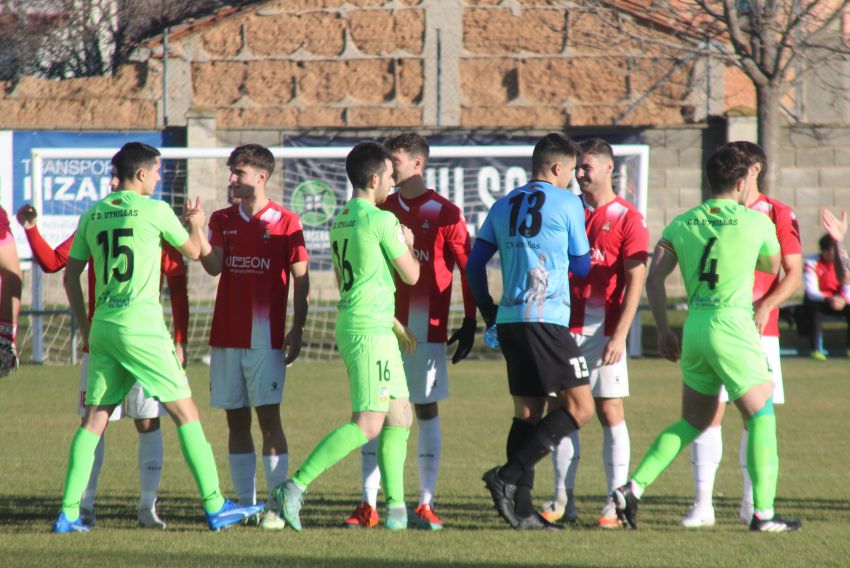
left=803, top=233, right=850, bottom=360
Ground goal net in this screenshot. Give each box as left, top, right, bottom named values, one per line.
left=23, top=143, right=648, bottom=364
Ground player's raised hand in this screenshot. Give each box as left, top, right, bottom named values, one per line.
left=657, top=328, right=680, bottom=362
left=283, top=327, right=303, bottom=365
left=183, top=196, right=206, bottom=228
left=393, top=317, right=417, bottom=354
left=447, top=317, right=476, bottom=364
left=15, top=204, right=38, bottom=229
left=822, top=209, right=847, bottom=242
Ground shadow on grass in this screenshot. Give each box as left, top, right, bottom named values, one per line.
left=3, top=491, right=845, bottom=532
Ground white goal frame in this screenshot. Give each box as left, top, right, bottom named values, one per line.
left=27, top=144, right=649, bottom=363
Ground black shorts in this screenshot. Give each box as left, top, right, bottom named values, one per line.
left=497, top=322, right=590, bottom=397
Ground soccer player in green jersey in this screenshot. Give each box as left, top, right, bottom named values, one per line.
left=612, top=144, right=802, bottom=532
left=272, top=141, right=420, bottom=532
left=53, top=142, right=263, bottom=533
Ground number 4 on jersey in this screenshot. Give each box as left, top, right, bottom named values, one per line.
left=699, top=237, right=719, bottom=289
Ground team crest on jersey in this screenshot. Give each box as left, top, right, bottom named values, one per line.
left=709, top=207, right=720, bottom=214
left=263, top=229, right=270, bottom=240
left=601, top=221, right=611, bottom=233
left=422, top=219, right=430, bottom=230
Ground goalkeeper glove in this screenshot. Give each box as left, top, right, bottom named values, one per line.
left=478, top=301, right=498, bottom=329
left=447, top=317, right=476, bottom=364
left=0, top=320, right=18, bottom=378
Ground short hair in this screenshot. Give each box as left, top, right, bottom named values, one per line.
left=705, top=145, right=752, bottom=194
left=227, top=144, right=276, bottom=178
left=724, top=141, right=767, bottom=190
left=819, top=233, right=835, bottom=252
left=114, top=142, right=160, bottom=182
left=531, top=133, right=579, bottom=175
left=578, top=138, right=614, bottom=164
left=385, top=132, right=430, bottom=165
left=346, top=141, right=392, bottom=190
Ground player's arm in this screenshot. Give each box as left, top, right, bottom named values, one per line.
left=602, top=258, right=647, bottom=365
left=646, top=239, right=680, bottom=362
left=393, top=317, right=417, bottom=354
left=755, top=250, right=781, bottom=275
left=17, top=205, right=72, bottom=273
left=0, top=233, right=21, bottom=376
left=284, top=260, right=309, bottom=365
left=389, top=225, right=420, bottom=285
left=161, top=243, right=189, bottom=365
left=444, top=217, right=477, bottom=364
left=822, top=209, right=849, bottom=285
left=178, top=196, right=208, bottom=261
left=63, top=257, right=90, bottom=349
left=466, top=238, right=498, bottom=327
left=753, top=252, right=802, bottom=334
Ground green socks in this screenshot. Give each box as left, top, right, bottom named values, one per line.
left=293, top=422, right=369, bottom=488
left=632, top=419, right=702, bottom=491
left=61, top=427, right=101, bottom=520
left=746, top=400, right=778, bottom=514
left=177, top=421, right=225, bottom=514
left=377, top=426, right=410, bottom=506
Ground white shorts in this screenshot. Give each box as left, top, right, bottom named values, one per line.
left=210, top=347, right=286, bottom=409
left=720, top=335, right=784, bottom=404
left=571, top=329, right=629, bottom=398
left=77, top=353, right=164, bottom=420
left=402, top=342, right=449, bottom=405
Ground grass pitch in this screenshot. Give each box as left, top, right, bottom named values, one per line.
left=1, top=357, right=848, bottom=567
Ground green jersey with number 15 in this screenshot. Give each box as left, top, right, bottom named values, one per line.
left=330, top=197, right=409, bottom=335
left=660, top=198, right=779, bottom=313
left=69, top=190, right=189, bottom=329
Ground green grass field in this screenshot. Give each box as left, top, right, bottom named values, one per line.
left=1, top=358, right=848, bottom=567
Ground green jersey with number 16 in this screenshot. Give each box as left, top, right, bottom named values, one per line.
left=68, top=190, right=189, bottom=329
left=330, top=197, right=409, bottom=335
left=660, top=198, right=779, bottom=313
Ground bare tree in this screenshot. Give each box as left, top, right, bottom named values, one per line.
left=582, top=0, right=850, bottom=192
left=0, top=0, right=257, bottom=81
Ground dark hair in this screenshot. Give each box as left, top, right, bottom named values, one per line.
left=724, top=141, right=767, bottom=190
left=531, top=133, right=579, bottom=175
left=819, top=233, right=835, bottom=252
left=114, top=142, right=160, bottom=182
left=578, top=138, right=614, bottom=164
left=346, top=141, right=392, bottom=190
left=705, top=145, right=752, bottom=194
left=385, top=132, right=430, bottom=165
left=227, top=144, right=276, bottom=178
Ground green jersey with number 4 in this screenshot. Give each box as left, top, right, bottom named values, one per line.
left=661, top=198, right=779, bottom=312
left=330, top=197, right=409, bottom=335
left=69, top=190, right=189, bottom=329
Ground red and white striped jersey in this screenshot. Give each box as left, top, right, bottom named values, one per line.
left=569, top=196, right=649, bottom=336
left=380, top=190, right=476, bottom=343
left=749, top=193, right=801, bottom=337
left=208, top=201, right=308, bottom=349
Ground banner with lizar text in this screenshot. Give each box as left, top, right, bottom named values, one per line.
left=0, top=130, right=163, bottom=261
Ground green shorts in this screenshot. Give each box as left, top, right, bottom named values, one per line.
left=680, top=310, right=772, bottom=401
left=336, top=331, right=409, bottom=412
left=86, top=320, right=190, bottom=407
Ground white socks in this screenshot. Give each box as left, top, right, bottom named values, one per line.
left=81, top=434, right=106, bottom=511
left=417, top=416, right=442, bottom=506
left=603, top=421, right=630, bottom=496
left=228, top=452, right=257, bottom=505
left=690, top=425, right=722, bottom=506
left=551, top=430, right=580, bottom=503
left=361, top=438, right=381, bottom=508
left=262, top=453, right=288, bottom=499
left=138, top=430, right=163, bottom=511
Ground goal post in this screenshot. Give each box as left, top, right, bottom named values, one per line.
left=25, top=143, right=649, bottom=364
